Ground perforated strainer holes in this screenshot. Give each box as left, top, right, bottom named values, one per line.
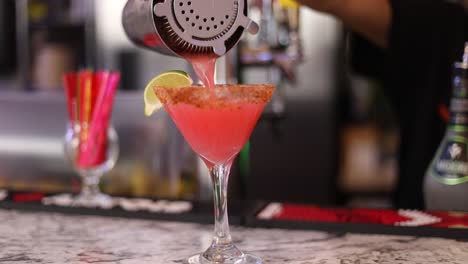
left=171, top=0, right=239, bottom=37
left=154, top=0, right=250, bottom=56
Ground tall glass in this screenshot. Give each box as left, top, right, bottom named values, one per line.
left=64, top=123, right=119, bottom=208
left=154, top=84, right=274, bottom=264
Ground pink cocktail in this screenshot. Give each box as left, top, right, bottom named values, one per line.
left=154, top=84, right=274, bottom=264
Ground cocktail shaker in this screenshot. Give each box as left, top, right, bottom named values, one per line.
left=122, top=0, right=259, bottom=57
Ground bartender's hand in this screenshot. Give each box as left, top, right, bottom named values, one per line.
left=296, top=0, right=391, bottom=49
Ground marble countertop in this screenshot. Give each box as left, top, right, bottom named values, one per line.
left=0, top=209, right=467, bottom=264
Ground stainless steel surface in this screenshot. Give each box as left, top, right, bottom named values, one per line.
left=122, top=0, right=258, bottom=57
left=122, top=0, right=175, bottom=56
left=241, top=9, right=343, bottom=204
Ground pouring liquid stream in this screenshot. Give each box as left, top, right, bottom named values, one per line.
left=185, top=55, right=217, bottom=89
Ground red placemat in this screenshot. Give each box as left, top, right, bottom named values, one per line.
left=257, top=203, right=468, bottom=229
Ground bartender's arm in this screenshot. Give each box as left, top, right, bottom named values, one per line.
left=297, top=0, right=466, bottom=63
left=295, top=0, right=392, bottom=48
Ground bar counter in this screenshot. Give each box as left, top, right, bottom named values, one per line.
left=1, top=209, right=467, bottom=263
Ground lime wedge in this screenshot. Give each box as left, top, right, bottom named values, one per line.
left=144, top=70, right=193, bottom=116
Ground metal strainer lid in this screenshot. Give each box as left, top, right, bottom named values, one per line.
left=153, top=0, right=258, bottom=56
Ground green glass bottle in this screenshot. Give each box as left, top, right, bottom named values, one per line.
left=424, top=43, right=468, bottom=211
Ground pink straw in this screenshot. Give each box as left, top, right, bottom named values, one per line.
left=63, top=73, right=77, bottom=126
left=77, top=72, right=120, bottom=167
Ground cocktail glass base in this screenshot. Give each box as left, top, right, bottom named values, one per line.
left=186, top=253, right=262, bottom=264
left=72, top=192, right=114, bottom=209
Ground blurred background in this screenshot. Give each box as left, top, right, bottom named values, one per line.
left=0, top=0, right=398, bottom=208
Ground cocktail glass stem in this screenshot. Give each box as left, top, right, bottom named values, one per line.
left=79, top=170, right=102, bottom=198
left=200, top=161, right=245, bottom=263
left=73, top=167, right=113, bottom=208
left=211, top=162, right=232, bottom=245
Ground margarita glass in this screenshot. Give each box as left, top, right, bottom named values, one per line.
left=154, top=84, right=274, bottom=264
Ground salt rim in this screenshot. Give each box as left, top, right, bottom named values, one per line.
left=153, top=84, right=274, bottom=108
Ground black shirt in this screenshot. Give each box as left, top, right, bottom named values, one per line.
left=350, top=0, right=467, bottom=209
